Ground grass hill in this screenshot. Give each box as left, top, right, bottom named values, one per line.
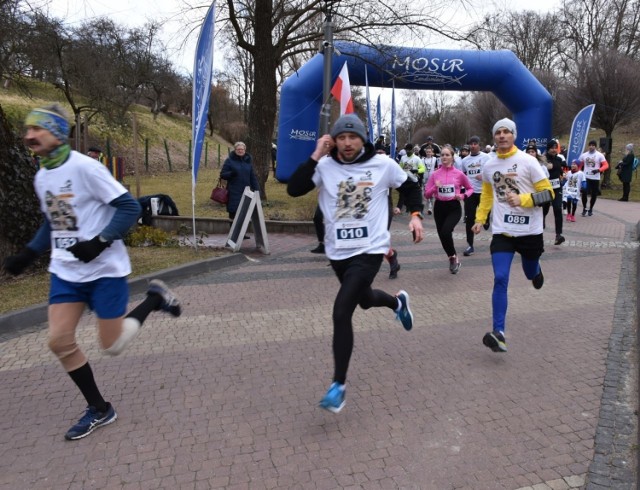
left=0, top=81, right=318, bottom=220
left=1, top=79, right=637, bottom=216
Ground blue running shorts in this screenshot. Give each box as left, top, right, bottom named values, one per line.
left=49, top=274, right=129, bottom=319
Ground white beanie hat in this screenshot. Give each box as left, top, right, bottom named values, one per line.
left=492, top=118, right=517, bottom=139
left=626, top=143, right=634, bottom=152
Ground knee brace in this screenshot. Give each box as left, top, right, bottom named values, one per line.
left=103, top=317, right=140, bottom=356
left=48, top=331, right=81, bottom=362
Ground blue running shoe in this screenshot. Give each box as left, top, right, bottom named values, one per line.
left=64, top=403, right=117, bottom=440
left=148, top=279, right=181, bottom=317
left=395, top=290, right=413, bottom=331
left=319, top=382, right=346, bottom=413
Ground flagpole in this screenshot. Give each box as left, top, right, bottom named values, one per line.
left=320, top=1, right=334, bottom=135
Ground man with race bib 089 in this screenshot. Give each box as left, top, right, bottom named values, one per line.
left=471, top=118, right=553, bottom=353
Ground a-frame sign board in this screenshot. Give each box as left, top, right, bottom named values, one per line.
left=225, top=187, right=270, bottom=254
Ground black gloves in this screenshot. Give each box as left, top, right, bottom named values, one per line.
left=3, top=248, right=38, bottom=276
left=67, top=236, right=111, bottom=263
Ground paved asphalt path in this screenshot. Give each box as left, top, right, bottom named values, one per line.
left=0, top=197, right=638, bottom=490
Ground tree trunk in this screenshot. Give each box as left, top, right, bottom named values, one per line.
left=602, top=130, right=613, bottom=187
left=248, top=0, right=278, bottom=200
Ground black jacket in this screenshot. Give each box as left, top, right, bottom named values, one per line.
left=220, top=151, right=260, bottom=214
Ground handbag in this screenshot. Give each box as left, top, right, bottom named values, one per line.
left=210, top=178, right=229, bottom=204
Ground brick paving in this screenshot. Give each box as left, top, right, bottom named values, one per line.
left=0, top=198, right=637, bottom=490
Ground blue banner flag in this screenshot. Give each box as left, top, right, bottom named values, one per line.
left=376, top=95, right=382, bottom=139
left=364, top=66, right=374, bottom=143
left=390, top=81, right=397, bottom=159
left=191, top=3, right=216, bottom=184
left=566, top=104, right=595, bottom=166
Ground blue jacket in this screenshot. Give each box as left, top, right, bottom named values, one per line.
left=220, top=151, right=260, bottom=214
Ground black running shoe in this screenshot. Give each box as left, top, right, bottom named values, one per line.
left=532, top=268, right=544, bottom=290
left=310, top=243, right=325, bottom=254
left=554, top=235, right=565, bottom=245
left=482, top=331, right=507, bottom=352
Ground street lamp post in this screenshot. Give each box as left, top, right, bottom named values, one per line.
left=319, top=2, right=335, bottom=135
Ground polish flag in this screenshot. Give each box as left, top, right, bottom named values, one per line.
left=331, top=61, right=354, bottom=115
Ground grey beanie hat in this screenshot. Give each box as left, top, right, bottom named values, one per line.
left=492, top=118, right=517, bottom=139
left=330, top=114, right=367, bottom=142
left=626, top=143, right=634, bottom=152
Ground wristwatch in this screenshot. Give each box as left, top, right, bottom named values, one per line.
left=411, top=211, right=424, bottom=220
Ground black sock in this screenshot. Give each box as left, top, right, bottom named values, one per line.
left=68, top=362, right=107, bottom=412
left=127, top=293, right=163, bottom=323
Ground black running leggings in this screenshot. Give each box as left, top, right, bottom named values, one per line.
left=464, top=193, right=481, bottom=247
left=330, top=254, right=397, bottom=384
left=581, top=179, right=600, bottom=210
left=434, top=199, right=462, bottom=257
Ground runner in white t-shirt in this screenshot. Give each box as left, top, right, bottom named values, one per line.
left=578, top=140, right=609, bottom=216
left=287, top=114, right=424, bottom=414
left=471, top=118, right=553, bottom=354
left=460, top=136, right=490, bottom=256
left=3, top=104, right=182, bottom=441
left=421, top=145, right=439, bottom=215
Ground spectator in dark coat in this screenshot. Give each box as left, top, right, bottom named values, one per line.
left=617, top=143, right=635, bottom=201
left=220, top=141, right=260, bottom=219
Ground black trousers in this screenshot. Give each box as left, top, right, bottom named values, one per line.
left=542, top=188, right=563, bottom=235
left=434, top=199, right=462, bottom=257
left=329, top=254, right=397, bottom=384
left=464, top=193, right=481, bottom=247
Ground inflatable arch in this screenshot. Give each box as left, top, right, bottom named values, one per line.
left=275, top=42, right=552, bottom=182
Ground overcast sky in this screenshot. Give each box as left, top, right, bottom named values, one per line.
left=49, top=0, right=561, bottom=75
left=48, top=0, right=561, bottom=121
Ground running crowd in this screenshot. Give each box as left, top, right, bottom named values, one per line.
left=1, top=105, right=632, bottom=440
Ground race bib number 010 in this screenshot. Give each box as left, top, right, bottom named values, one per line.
left=335, top=222, right=371, bottom=249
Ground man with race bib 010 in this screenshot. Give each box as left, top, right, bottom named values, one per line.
left=287, top=113, right=424, bottom=413
left=471, top=118, right=553, bottom=353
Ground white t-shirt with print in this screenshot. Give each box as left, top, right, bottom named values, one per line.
left=461, top=152, right=490, bottom=194
left=481, top=150, right=548, bottom=237
left=399, top=154, right=421, bottom=182
left=34, top=151, right=131, bottom=282
left=579, top=150, right=607, bottom=181
left=422, top=156, right=438, bottom=183
left=312, top=154, right=408, bottom=260
left=563, top=170, right=585, bottom=200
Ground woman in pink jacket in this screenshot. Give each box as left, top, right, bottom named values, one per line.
left=424, top=144, right=474, bottom=274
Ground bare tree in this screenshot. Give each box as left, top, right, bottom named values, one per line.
left=569, top=48, right=640, bottom=184
left=434, top=112, right=470, bottom=148
left=561, top=0, right=640, bottom=61
left=467, top=92, right=510, bottom=142
left=470, top=10, right=567, bottom=73
left=183, top=0, right=479, bottom=199
left=572, top=48, right=640, bottom=140
left=0, top=0, right=31, bottom=86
